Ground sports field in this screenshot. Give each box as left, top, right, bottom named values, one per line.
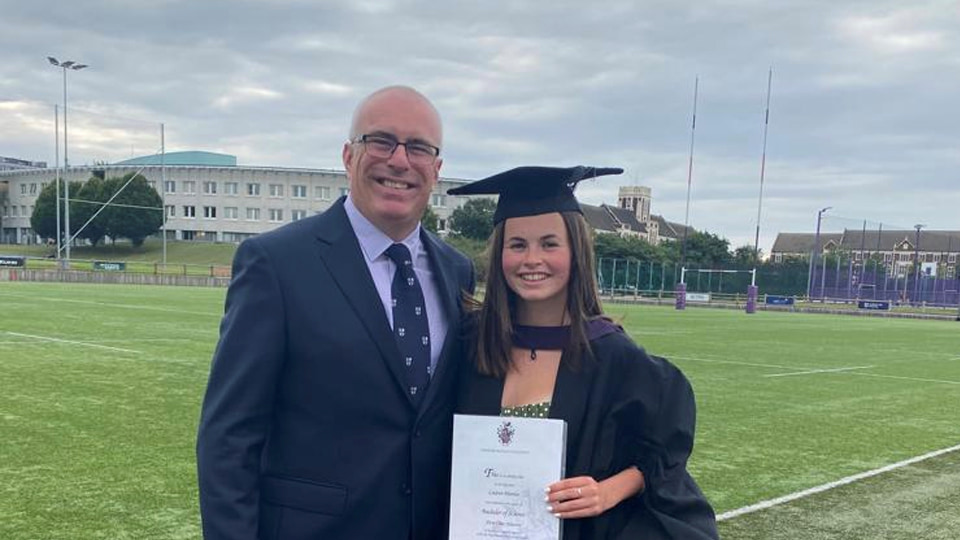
left=1, top=281, right=958, bottom=539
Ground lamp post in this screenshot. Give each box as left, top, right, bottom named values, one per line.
left=806, top=206, right=831, bottom=300
left=913, top=224, right=925, bottom=304
left=47, top=56, right=88, bottom=268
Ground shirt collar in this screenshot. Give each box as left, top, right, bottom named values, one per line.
left=345, top=195, right=423, bottom=263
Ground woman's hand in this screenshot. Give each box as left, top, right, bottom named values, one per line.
left=545, top=468, right=645, bottom=519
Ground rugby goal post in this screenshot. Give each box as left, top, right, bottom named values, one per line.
left=675, top=267, right=759, bottom=314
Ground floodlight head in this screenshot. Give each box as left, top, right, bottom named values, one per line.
left=47, top=56, right=60, bottom=66
left=61, top=60, right=75, bottom=68
left=72, top=64, right=88, bottom=70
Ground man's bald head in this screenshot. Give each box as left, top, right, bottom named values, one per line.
left=349, top=86, right=443, bottom=147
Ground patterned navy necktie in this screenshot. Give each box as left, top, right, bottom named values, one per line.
left=385, top=243, right=431, bottom=403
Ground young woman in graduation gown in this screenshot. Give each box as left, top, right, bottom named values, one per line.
left=451, top=166, right=719, bottom=540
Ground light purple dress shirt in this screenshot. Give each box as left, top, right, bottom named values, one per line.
left=344, top=196, right=449, bottom=375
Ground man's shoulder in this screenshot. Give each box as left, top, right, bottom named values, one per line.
left=247, top=202, right=346, bottom=249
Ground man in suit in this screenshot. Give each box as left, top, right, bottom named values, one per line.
left=197, top=86, right=475, bottom=539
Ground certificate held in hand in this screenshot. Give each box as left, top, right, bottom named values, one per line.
left=449, top=414, right=567, bottom=540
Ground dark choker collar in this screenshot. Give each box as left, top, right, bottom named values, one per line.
left=512, top=319, right=622, bottom=361
left=512, top=325, right=570, bottom=360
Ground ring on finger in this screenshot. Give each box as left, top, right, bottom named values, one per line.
left=577, top=487, right=582, bottom=497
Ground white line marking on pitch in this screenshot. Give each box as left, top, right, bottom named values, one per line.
left=0, top=292, right=220, bottom=317
left=671, top=356, right=808, bottom=371
left=4, top=332, right=142, bottom=354
left=764, top=366, right=876, bottom=378
left=846, top=372, right=960, bottom=386
left=717, top=442, right=960, bottom=521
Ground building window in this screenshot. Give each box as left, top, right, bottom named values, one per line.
left=164, top=180, right=176, bottom=193
left=438, top=218, right=447, bottom=232
left=315, top=186, right=331, bottom=200
left=165, top=205, right=175, bottom=218
left=269, top=184, right=284, bottom=197
left=11, top=206, right=18, bottom=217
left=203, top=206, right=217, bottom=219
left=950, top=254, right=957, bottom=263
left=775, top=253, right=783, bottom=263
left=292, top=185, right=307, bottom=199
left=340, top=187, right=350, bottom=197
left=21, top=206, right=27, bottom=216
left=30, top=183, right=38, bottom=195
left=183, top=181, right=196, bottom=194
left=203, top=181, right=218, bottom=195
left=246, top=207, right=260, bottom=221
left=884, top=253, right=893, bottom=263
left=291, top=209, right=307, bottom=221
left=183, top=205, right=196, bottom=218
left=1, top=206, right=7, bottom=217
left=247, top=183, right=261, bottom=196
left=269, top=209, right=283, bottom=222
left=224, top=207, right=238, bottom=219
left=20, top=184, right=27, bottom=195
left=224, top=182, right=238, bottom=195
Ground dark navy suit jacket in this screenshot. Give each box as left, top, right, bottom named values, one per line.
left=197, top=198, right=475, bottom=539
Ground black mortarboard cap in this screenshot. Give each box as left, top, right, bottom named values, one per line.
left=447, top=165, right=624, bottom=224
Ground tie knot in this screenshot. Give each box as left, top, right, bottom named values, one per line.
left=385, top=243, right=413, bottom=266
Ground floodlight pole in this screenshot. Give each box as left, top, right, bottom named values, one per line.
left=806, top=206, right=831, bottom=300
left=48, top=56, right=88, bottom=268
left=54, top=105, right=61, bottom=263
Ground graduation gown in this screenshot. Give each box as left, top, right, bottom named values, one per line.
left=457, top=326, right=719, bottom=540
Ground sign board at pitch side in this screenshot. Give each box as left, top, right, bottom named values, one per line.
left=858, top=300, right=890, bottom=310
left=0, top=256, right=26, bottom=267
left=93, top=261, right=127, bottom=272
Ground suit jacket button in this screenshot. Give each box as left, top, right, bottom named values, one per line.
left=401, top=483, right=412, bottom=496
left=414, top=429, right=422, bottom=438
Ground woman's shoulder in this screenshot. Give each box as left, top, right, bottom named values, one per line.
left=589, top=322, right=689, bottom=383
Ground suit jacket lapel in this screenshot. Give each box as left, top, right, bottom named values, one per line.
left=313, top=200, right=412, bottom=406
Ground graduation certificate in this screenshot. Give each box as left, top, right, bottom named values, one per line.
left=449, top=414, right=567, bottom=540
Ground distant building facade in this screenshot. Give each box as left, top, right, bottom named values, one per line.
left=0, top=151, right=472, bottom=245
left=771, top=230, right=960, bottom=279
left=580, top=185, right=692, bottom=245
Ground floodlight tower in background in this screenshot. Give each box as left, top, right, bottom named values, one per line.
left=47, top=56, right=89, bottom=268
left=806, top=206, right=831, bottom=300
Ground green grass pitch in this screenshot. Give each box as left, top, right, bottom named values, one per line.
left=1, top=282, right=958, bottom=539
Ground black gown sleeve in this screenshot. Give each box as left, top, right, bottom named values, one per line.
left=609, top=342, right=719, bottom=539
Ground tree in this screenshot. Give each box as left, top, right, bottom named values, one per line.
left=421, top=205, right=440, bottom=234
left=30, top=179, right=85, bottom=243
left=733, top=245, right=762, bottom=267
left=72, top=175, right=108, bottom=246
left=662, top=231, right=733, bottom=267
left=99, top=173, right=164, bottom=247
left=593, top=232, right=668, bottom=262
left=448, top=198, right=496, bottom=241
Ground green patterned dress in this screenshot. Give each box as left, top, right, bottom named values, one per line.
left=500, top=401, right=551, bottom=418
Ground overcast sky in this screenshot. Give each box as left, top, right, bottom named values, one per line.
left=2, top=0, right=958, bottom=251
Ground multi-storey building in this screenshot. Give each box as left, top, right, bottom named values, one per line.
left=0, top=151, right=472, bottom=245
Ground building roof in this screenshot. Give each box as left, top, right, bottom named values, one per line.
left=604, top=205, right=647, bottom=233
left=840, top=229, right=960, bottom=253
left=114, top=151, right=237, bottom=167
left=652, top=214, right=694, bottom=241
left=580, top=203, right=620, bottom=232
left=771, top=232, right=845, bottom=254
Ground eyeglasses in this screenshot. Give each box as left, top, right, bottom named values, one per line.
left=353, top=134, right=440, bottom=164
